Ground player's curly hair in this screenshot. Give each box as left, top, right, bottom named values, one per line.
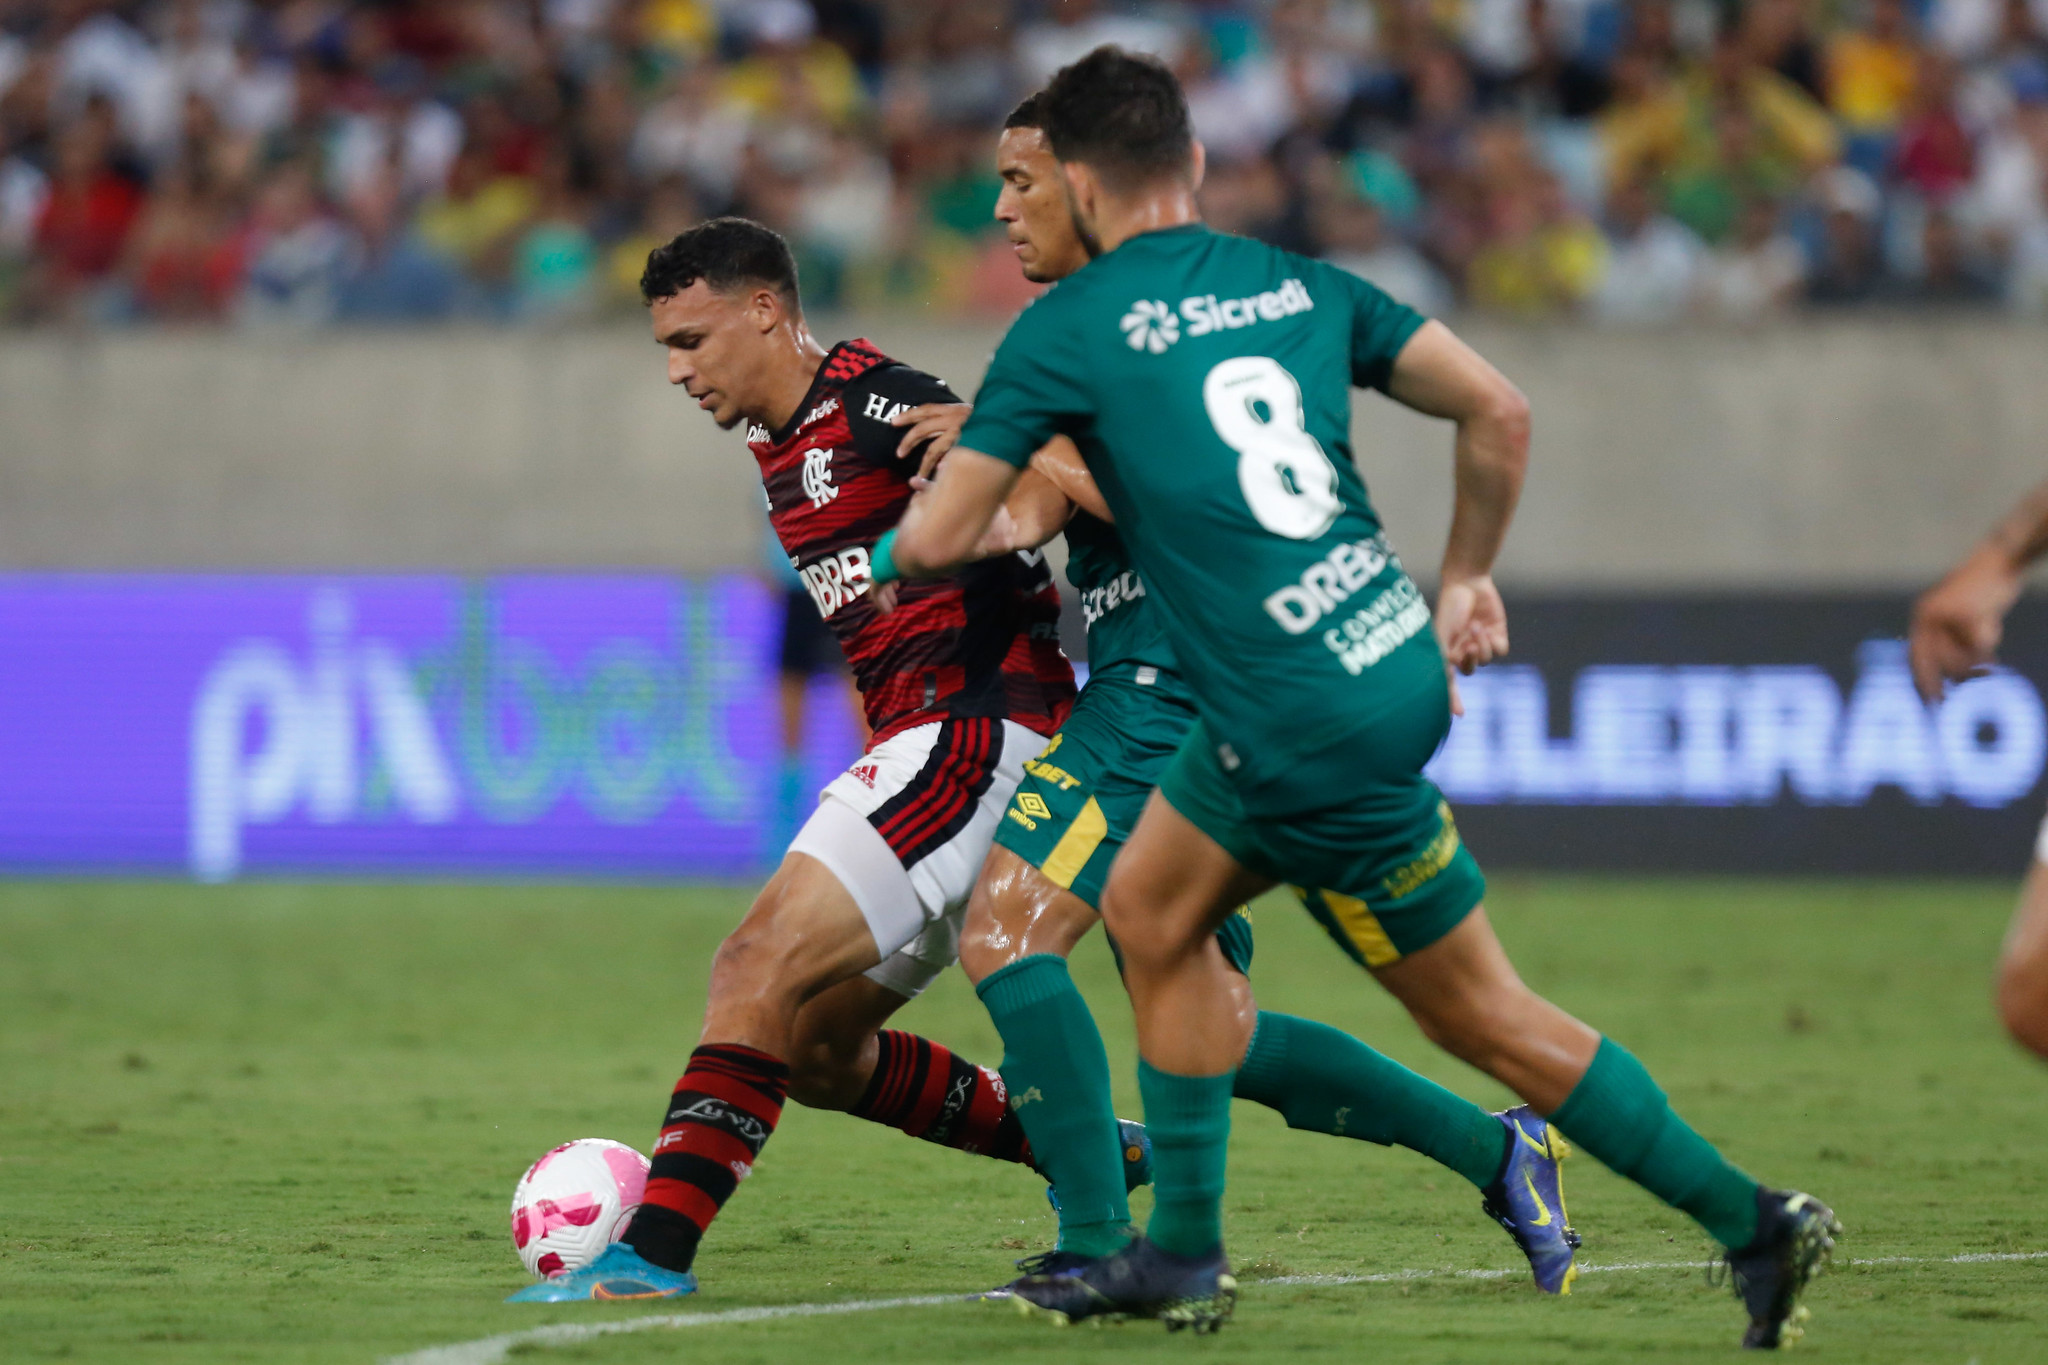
left=640, top=217, right=800, bottom=309
left=1038, top=46, right=1193, bottom=190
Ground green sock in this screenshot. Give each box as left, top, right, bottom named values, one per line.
left=1233, top=1011, right=1505, bottom=1188
left=1549, top=1036, right=1761, bottom=1249
left=1137, top=1060, right=1234, bottom=1258
left=976, top=955, right=1130, bottom=1257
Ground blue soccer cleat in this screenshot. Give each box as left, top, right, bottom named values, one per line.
left=1044, top=1118, right=1153, bottom=1212
left=1012, top=1235, right=1236, bottom=1332
left=984, top=1248, right=1102, bottom=1300
left=1720, top=1189, right=1841, bottom=1349
left=505, top=1243, right=699, bottom=1303
left=1481, top=1105, right=1581, bottom=1294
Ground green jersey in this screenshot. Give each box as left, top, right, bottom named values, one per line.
left=1063, top=510, right=1176, bottom=681
left=961, top=224, right=1441, bottom=816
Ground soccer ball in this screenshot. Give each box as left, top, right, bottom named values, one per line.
left=509, top=1138, right=650, bottom=1278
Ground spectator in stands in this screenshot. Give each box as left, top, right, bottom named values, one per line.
left=1016, top=0, right=1184, bottom=88
left=2, top=0, right=2045, bottom=328
left=1592, top=171, right=1704, bottom=323
left=123, top=156, right=241, bottom=320
left=1311, top=166, right=1454, bottom=315
left=1826, top=0, right=1922, bottom=174
left=1696, top=193, right=1809, bottom=319
left=238, top=159, right=351, bottom=325
left=1806, top=164, right=1888, bottom=304
left=26, top=101, right=144, bottom=318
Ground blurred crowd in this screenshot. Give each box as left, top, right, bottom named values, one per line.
left=6, top=0, right=2048, bottom=328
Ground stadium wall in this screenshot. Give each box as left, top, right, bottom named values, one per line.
left=1, top=318, right=2041, bottom=585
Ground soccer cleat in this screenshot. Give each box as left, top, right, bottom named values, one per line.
left=1720, top=1189, right=1841, bottom=1349
left=984, top=1249, right=1100, bottom=1299
left=1044, top=1118, right=1153, bottom=1212
left=1480, top=1105, right=1581, bottom=1294
left=504, top=1243, right=699, bottom=1303
left=1011, top=1236, right=1236, bottom=1332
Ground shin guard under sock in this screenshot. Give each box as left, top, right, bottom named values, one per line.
left=1233, top=1010, right=1505, bottom=1188
left=1138, top=1060, right=1234, bottom=1258
left=977, top=954, right=1130, bottom=1256
left=849, top=1029, right=1033, bottom=1163
left=1549, top=1036, right=1761, bottom=1249
left=625, top=1043, right=789, bottom=1272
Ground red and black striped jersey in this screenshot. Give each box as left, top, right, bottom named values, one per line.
left=751, top=338, right=1075, bottom=746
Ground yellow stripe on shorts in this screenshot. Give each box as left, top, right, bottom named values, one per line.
left=1040, top=796, right=1108, bottom=890
left=1315, top=888, right=1402, bottom=968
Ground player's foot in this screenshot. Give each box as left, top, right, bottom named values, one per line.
left=1011, top=1236, right=1236, bottom=1332
left=1480, top=1105, right=1581, bottom=1294
left=1721, top=1189, right=1841, bottom=1349
left=1044, top=1118, right=1154, bottom=1211
left=983, top=1248, right=1100, bottom=1299
left=504, top=1244, right=699, bottom=1303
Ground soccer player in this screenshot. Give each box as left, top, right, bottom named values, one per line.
left=513, top=218, right=1079, bottom=1302
left=1910, top=475, right=2048, bottom=1061
left=878, top=48, right=1839, bottom=1347
left=874, top=94, right=1578, bottom=1299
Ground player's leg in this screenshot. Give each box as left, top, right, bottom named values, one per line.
left=959, top=846, right=1133, bottom=1259
left=1012, top=791, right=1261, bottom=1329
left=1994, top=856, right=2048, bottom=1060
left=783, top=956, right=1031, bottom=1164
left=1103, top=794, right=1264, bottom=1245
left=1373, top=905, right=1839, bottom=1345
left=511, top=848, right=885, bottom=1301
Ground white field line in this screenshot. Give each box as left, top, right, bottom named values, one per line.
left=383, top=1249, right=2048, bottom=1365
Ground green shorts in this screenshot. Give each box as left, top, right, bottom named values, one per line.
left=995, top=669, right=1254, bottom=975
left=1156, top=708, right=1486, bottom=971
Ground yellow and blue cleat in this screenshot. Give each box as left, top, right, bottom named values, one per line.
left=505, top=1243, right=699, bottom=1303
left=1480, top=1106, right=1581, bottom=1294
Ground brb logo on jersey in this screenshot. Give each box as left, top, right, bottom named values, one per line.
left=1119, top=299, right=1181, bottom=353
left=800, top=446, right=838, bottom=508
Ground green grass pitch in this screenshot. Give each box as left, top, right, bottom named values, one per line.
left=2, top=876, right=2044, bottom=1363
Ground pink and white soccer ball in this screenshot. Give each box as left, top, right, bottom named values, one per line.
left=509, top=1138, right=650, bottom=1278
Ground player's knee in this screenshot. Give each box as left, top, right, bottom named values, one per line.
left=956, top=905, right=1011, bottom=984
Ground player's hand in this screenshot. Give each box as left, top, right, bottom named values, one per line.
left=868, top=579, right=901, bottom=616
left=893, top=402, right=971, bottom=478
left=1435, top=574, right=1509, bottom=717
left=1910, top=550, right=2020, bottom=701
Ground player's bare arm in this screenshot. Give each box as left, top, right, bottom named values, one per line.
left=881, top=448, right=1021, bottom=581
left=1910, top=475, right=2048, bottom=701
left=1386, top=320, right=1532, bottom=708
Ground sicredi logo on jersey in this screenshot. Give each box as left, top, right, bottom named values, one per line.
left=1118, top=279, right=1314, bottom=353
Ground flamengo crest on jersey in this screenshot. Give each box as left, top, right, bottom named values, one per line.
left=1119, top=278, right=1316, bottom=353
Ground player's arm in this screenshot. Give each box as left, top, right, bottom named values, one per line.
left=1910, top=476, right=2048, bottom=700
left=1385, top=319, right=1532, bottom=684
left=877, top=448, right=1021, bottom=583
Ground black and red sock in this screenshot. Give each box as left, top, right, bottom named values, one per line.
left=623, top=1043, right=789, bottom=1273
left=850, top=1029, right=1033, bottom=1166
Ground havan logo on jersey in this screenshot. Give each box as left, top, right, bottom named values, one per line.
left=1080, top=570, right=1148, bottom=628
left=799, top=544, right=872, bottom=620
left=1120, top=279, right=1315, bottom=353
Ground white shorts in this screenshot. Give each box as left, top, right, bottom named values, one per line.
left=789, top=717, right=1043, bottom=999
